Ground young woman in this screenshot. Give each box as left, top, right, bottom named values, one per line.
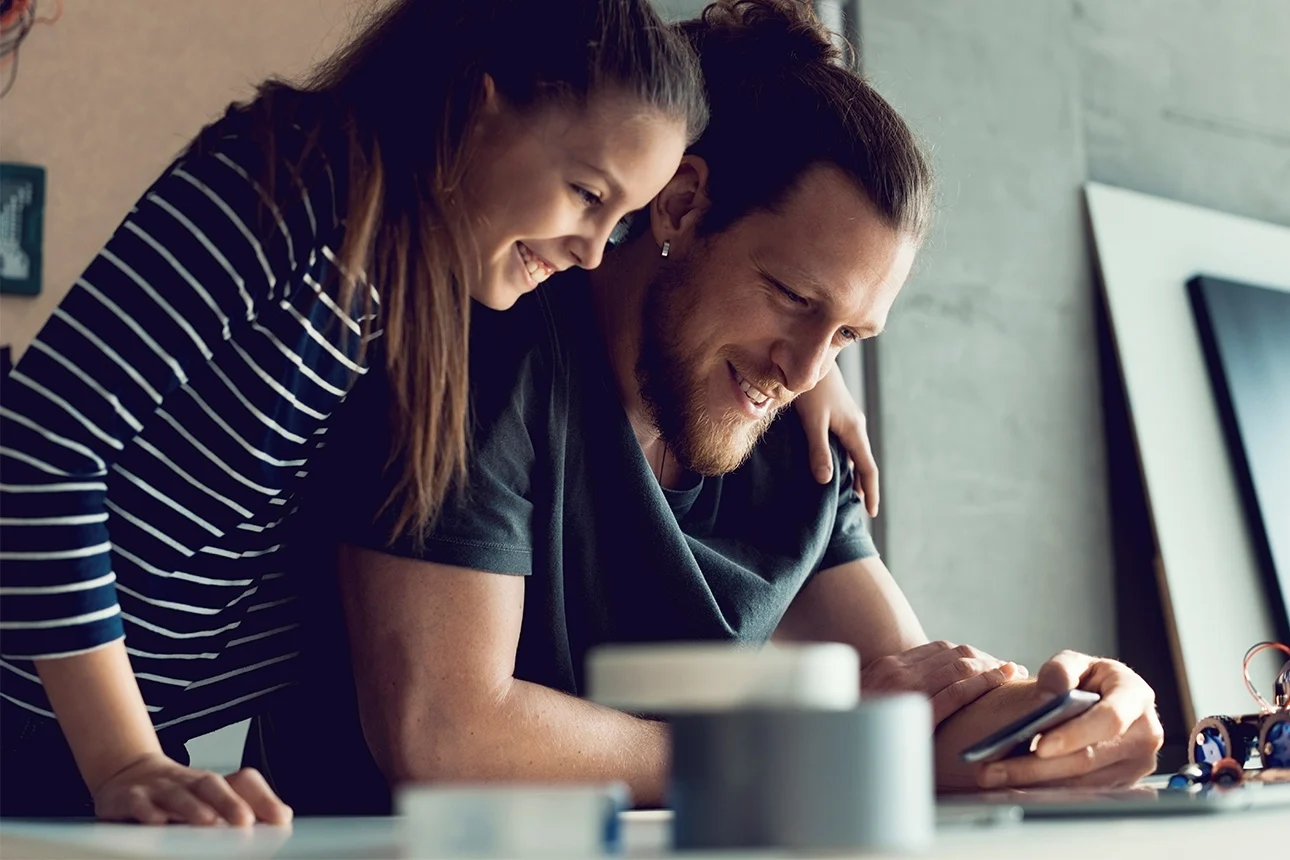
left=0, top=0, right=874, bottom=825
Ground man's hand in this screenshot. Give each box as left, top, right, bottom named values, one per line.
left=795, top=362, right=879, bottom=517
left=863, top=641, right=1026, bottom=727
left=93, top=752, right=292, bottom=825
left=973, top=651, right=1163, bottom=790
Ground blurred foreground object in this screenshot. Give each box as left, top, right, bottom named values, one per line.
left=396, top=783, right=629, bottom=858
left=588, top=642, right=934, bottom=853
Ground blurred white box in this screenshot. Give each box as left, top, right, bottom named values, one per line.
left=397, top=783, right=629, bottom=858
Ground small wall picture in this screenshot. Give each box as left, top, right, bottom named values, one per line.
left=0, top=162, right=46, bottom=296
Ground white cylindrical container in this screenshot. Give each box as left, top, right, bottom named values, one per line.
left=586, top=641, right=861, bottom=713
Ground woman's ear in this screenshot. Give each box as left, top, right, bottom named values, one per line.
left=650, top=155, right=711, bottom=254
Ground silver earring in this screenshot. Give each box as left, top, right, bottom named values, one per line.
left=660, top=240, right=671, bottom=258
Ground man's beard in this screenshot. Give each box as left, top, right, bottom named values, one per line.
left=635, top=257, right=783, bottom=477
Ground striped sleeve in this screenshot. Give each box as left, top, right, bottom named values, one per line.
left=0, top=127, right=340, bottom=660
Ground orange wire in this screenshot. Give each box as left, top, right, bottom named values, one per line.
left=1243, top=641, right=1290, bottom=712
left=34, top=0, right=62, bottom=26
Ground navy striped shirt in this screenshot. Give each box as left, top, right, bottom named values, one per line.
left=0, top=108, right=375, bottom=742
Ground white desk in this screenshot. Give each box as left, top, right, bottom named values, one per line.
left=1, top=807, right=1285, bottom=859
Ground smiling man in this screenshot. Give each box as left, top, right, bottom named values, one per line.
left=249, top=0, right=1163, bottom=814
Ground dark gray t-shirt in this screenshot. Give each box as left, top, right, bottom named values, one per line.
left=338, top=270, right=877, bottom=693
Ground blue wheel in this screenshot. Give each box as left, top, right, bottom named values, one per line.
left=1189, top=715, right=1256, bottom=768
left=1192, top=725, right=1225, bottom=765
left=1260, top=713, right=1290, bottom=769
left=1190, top=717, right=1234, bottom=766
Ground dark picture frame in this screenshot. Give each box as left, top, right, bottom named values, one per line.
left=1188, top=275, right=1290, bottom=643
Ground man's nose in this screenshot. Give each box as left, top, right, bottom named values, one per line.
left=772, top=332, right=835, bottom=395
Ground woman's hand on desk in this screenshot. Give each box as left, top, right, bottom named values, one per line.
left=974, top=651, right=1164, bottom=790
left=93, top=753, right=293, bottom=826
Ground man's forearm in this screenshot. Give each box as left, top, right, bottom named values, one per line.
left=372, top=677, right=670, bottom=806
left=933, top=680, right=1048, bottom=790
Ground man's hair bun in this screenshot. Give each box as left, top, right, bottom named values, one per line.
left=692, top=0, right=843, bottom=71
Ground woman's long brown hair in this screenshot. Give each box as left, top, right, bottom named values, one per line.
left=198, top=0, right=706, bottom=541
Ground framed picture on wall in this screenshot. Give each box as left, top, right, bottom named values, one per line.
left=1188, top=275, right=1290, bottom=642
left=0, top=162, right=46, bottom=296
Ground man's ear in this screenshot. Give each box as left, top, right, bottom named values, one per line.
left=479, top=73, right=501, bottom=116
left=649, top=156, right=711, bottom=254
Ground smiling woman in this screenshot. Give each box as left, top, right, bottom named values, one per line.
left=0, top=0, right=705, bottom=824
left=463, top=87, right=691, bottom=308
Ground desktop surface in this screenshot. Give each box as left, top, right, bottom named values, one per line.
left=1, top=802, right=1286, bottom=859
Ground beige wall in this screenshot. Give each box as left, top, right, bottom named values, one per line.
left=0, top=0, right=358, bottom=359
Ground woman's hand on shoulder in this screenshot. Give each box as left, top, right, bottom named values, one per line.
left=796, top=362, right=879, bottom=516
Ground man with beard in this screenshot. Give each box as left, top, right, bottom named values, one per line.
left=251, top=0, right=1163, bottom=814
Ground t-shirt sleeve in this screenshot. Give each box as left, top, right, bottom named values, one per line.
left=335, top=305, right=544, bottom=576
left=818, top=444, right=879, bottom=571
left=0, top=129, right=339, bottom=661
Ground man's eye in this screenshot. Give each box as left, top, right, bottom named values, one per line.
left=777, top=284, right=808, bottom=305
left=838, top=327, right=859, bottom=343
left=571, top=185, right=602, bottom=207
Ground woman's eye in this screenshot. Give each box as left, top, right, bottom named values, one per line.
left=838, top=327, right=859, bottom=344
left=571, top=185, right=602, bottom=207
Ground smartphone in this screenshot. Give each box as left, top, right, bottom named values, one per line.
left=959, top=690, right=1101, bottom=763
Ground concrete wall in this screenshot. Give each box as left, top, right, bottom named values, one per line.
left=1075, top=0, right=1290, bottom=226
left=859, top=0, right=1288, bottom=670
left=652, top=0, right=709, bottom=20
left=858, top=0, right=1112, bottom=670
